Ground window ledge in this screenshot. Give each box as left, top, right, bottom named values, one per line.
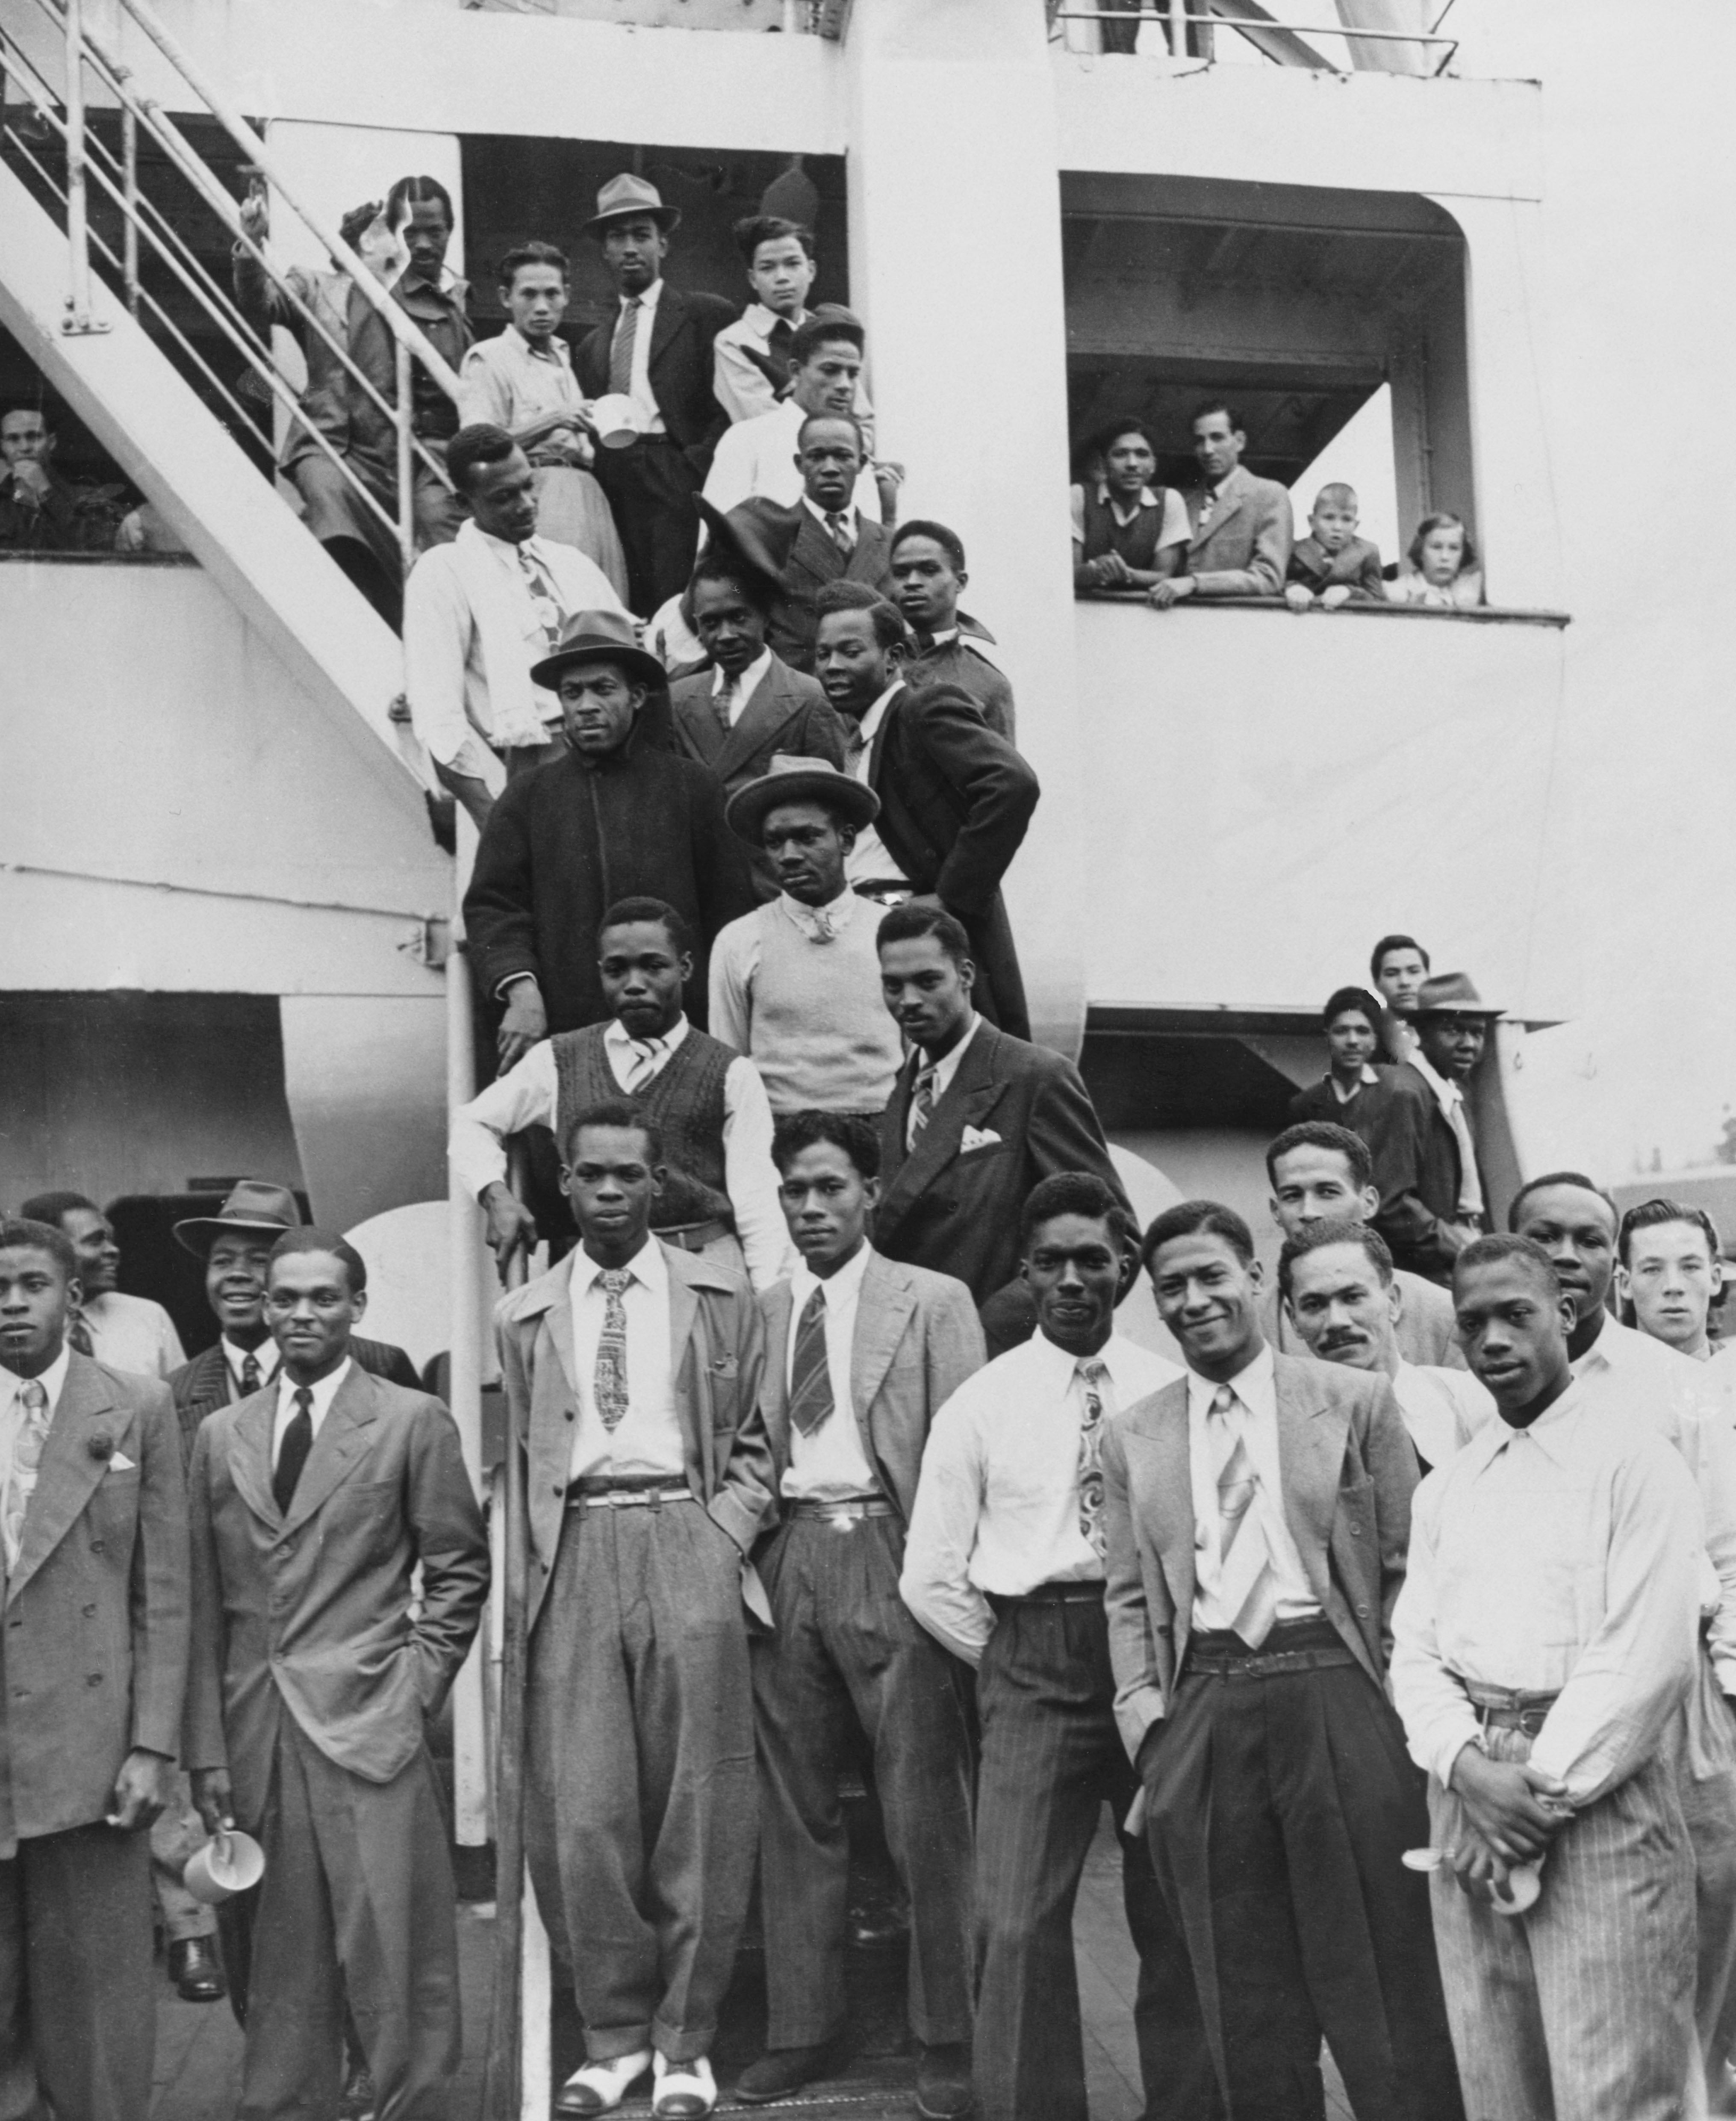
left=1076, top=587, right=1570, bottom=628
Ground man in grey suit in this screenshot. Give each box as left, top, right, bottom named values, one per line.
left=737, top=1112, right=982, bottom=2115
left=1104, top=1200, right=1462, bottom=2121
left=0, top=1215, right=187, bottom=2121
left=187, top=1228, right=489, bottom=2121
left=1148, top=398, right=1293, bottom=607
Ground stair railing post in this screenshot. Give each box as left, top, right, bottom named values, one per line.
left=395, top=340, right=417, bottom=579
left=59, top=0, right=108, bottom=335
left=119, top=87, right=139, bottom=317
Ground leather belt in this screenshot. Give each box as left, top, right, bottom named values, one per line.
left=1465, top=1683, right=1559, bottom=1738
left=1185, top=1619, right=1356, bottom=1680
left=787, top=1497, right=896, bottom=1523
left=566, top=1481, right=694, bottom=1510
left=657, top=1218, right=732, bottom=1252
left=988, top=1580, right=1105, bottom=1611
left=851, top=881, right=914, bottom=906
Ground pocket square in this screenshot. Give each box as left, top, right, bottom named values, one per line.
left=108, top=1451, right=137, bottom=1472
left=959, top=1126, right=1002, bottom=1153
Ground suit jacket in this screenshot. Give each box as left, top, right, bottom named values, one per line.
left=0, top=1355, right=188, bottom=1852
left=1181, top=464, right=1293, bottom=598
left=867, top=681, right=1040, bottom=1040
left=727, top=497, right=896, bottom=673
left=496, top=1242, right=778, bottom=1634
left=1286, top=533, right=1385, bottom=602
left=876, top=1020, right=1131, bottom=1308
left=170, top=1333, right=421, bottom=1470
left=757, top=1252, right=984, bottom=1524
left=576, top=283, right=737, bottom=473
left=185, top=1366, right=489, bottom=1824
left=1287, top=1066, right=1442, bottom=1261
left=1101, top=1352, right=1416, bottom=1763
left=669, top=655, right=846, bottom=798
left=1377, top=1063, right=1491, bottom=1283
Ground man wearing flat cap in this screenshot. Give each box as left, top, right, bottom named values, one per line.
left=1378, top=972, right=1501, bottom=1283
left=575, top=175, right=737, bottom=616
left=709, top=757, right=907, bottom=1117
left=464, top=611, right=760, bottom=1072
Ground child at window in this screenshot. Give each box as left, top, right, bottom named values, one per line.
left=1387, top=511, right=1485, bottom=608
left=1284, top=481, right=1385, bottom=606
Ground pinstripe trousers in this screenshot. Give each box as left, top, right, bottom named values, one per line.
left=1428, top=1726, right=1699, bottom=2121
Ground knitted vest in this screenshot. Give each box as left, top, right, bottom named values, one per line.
left=746, top=900, right=905, bottom=1114
left=551, top=1024, right=734, bottom=1231
left=1079, top=484, right=1168, bottom=571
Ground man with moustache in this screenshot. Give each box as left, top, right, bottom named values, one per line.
left=1280, top=1221, right=1493, bottom=1472
left=901, top=1174, right=1209, bottom=2121
left=187, top=1230, right=488, bottom=2121
left=1104, top=1201, right=1462, bottom=2121
left=739, top=1112, right=981, bottom=2113
left=1392, top=1235, right=1704, bottom=2120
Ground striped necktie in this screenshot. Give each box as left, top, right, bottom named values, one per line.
left=788, top=1287, right=834, bottom=1437
left=4, top=1380, right=51, bottom=1570
left=609, top=297, right=640, bottom=395
left=519, top=543, right=564, bottom=652
left=1209, top=1384, right=1279, bottom=1648
left=594, top=1268, right=632, bottom=1431
left=622, top=1038, right=661, bottom=1094
left=825, top=510, right=855, bottom=556
left=1076, top=1359, right=1109, bottom=1560
left=713, top=676, right=738, bottom=735
left=907, top=1062, right=938, bottom=1150
left=67, top=1313, right=94, bottom=1357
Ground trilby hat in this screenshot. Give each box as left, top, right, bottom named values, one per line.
left=529, top=609, right=669, bottom=693
left=1415, top=971, right=1504, bottom=1019
left=584, top=173, right=681, bottom=236
left=173, top=1179, right=301, bottom=1257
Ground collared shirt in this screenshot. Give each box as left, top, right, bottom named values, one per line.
left=1391, top=1358, right=1494, bottom=1472
left=907, top=1014, right=982, bottom=1121
left=711, top=647, right=773, bottom=726
left=843, top=684, right=908, bottom=887
left=900, top=1329, right=1183, bottom=1665
left=614, top=274, right=666, bottom=435
left=1068, top=481, right=1191, bottom=551
left=567, top=1237, right=681, bottom=1479
left=80, top=1291, right=186, bottom=1381
left=1185, top=1344, right=1321, bottom=1631
left=457, top=321, right=589, bottom=437
left=224, top=1337, right=280, bottom=1396
left=1391, top=1384, right=1704, bottom=1805
left=447, top=1019, right=791, bottom=1292
left=711, top=302, right=880, bottom=428
left=271, top=1357, right=351, bottom=1468
left=781, top=1241, right=881, bottom=1502
left=700, top=395, right=881, bottom=518
left=0, top=1348, right=72, bottom=1569
left=1327, top=1063, right=1382, bottom=1106
left=1407, top=1047, right=1484, bottom=1219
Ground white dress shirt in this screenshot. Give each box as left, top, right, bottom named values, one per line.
left=613, top=275, right=666, bottom=436
left=1185, top=1345, right=1321, bottom=1632
left=567, top=1238, right=682, bottom=1480
left=224, top=1337, right=280, bottom=1396
left=900, top=1329, right=1183, bottom=1666
left=711, top=303, right=879, bottom=428
left=842, top=683, right=909, bottom=888
left=901, top=1015, right=983, bottom=1151
left=1391, top=1385, right=1704, bottom=1805
left=781, top=1241, right=881, bottom=1502
left=711, top=646, right=773, bottom=726
left=1391, top=1359, right=1494, bottom=1471
left=80, top=1291, right=186, bottom=1380
left=271, top=1357, right=351, bottom=1467
left=1406, top=1048, right=1485, bottom=1220
left=0, top=1348, right=71, bottom=1570
left=701, top=395, right=881, bottom=517
left=447, top=1018, right=792, bottom=1292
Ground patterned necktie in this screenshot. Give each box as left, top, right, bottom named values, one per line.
left=907, top=1063, right=938, bottom=1149
left=240, top=1351, right=261, bottom=1396
left=273, top=1386, right=313, bottom=1516
left=1076, top=1360, right=1109, bottom=1561
left=713, top=676, right=738, bottom=735
left=1209, top=1385, right=1279, bottom=1648
left=825, top=510, right=854, bottom=556
left=67, top=1313, right=94, bottom=1357
left=622, top=1038, right=661, bottom=1094
left=609, top=296, right=640, bottom=395
left=5, top=1380, right=51, bottom=1569
left=788, top=1286, right=834, bottom=1437
left=594, top=1268, right=632, bottom=1431
left=519, top=544, right=563, bottom=652
left=1442, top=1087, right=1485, bottom=1221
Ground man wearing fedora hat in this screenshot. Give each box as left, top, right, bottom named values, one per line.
left=575, top=175, right=736, bottom=617
left=465, top=611, right=758, bottom=1071
left=709, top=757, right=906, bottom=1116
left=1379, top=973, right=1500, bottom=1283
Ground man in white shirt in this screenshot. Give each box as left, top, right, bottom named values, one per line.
left=710, top=758, right=905, bottom=1115
left=403, top=424, right=628, bottom=830
left=1279, top=1221, right=1492, bottom=1472
left=450, top=897, right=790, bottom=1292
left=902, top=1174, right=1211, bottom=2121
left=711, top=215, right=877, bottom=434
left=737, top=1114, right=982, bottom=2115
left=19, top=1191, right=185, bottom=1379
left=1391, top=1234, right=1704, bottom=2121
left=1105, top=1201, right=1462, bottom=2121
left=495, top=1103, right=775, bottom=2120
left=703, top=310, right=884, bottom=520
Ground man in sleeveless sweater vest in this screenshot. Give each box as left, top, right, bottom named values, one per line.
left=450, top=897, right=790, bottom=1291
left=709, top=757, right=905, bottom=1116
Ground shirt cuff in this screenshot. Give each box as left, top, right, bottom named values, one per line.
left=1431, top=1718, right=1483, bottom=1792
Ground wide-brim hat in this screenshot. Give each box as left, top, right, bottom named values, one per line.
left=695, top=496, right=788, bottom=591
left=726, top=754, right=880, bottom=846
left=173, top=1179, right=301, bottom=1257
left=1416, top=971, right=1504, bottom=1019
left=529, top=609, right=669, bottom=693
left=584, top=173, right=681, bottom=236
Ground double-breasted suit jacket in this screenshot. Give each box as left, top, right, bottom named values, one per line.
left=1100, top=1351, right=1417, bottom=1763
left=757, top=1252, right=984, bottom=1523
left=875, top=1019, right=1131, bottom=1311
left=726, top=497, right=896, bottom=673
left=496, top=1242, right=778, bottom=1631
left=185, top=1366, right=489, bottom=1826
left=0, top=1355, right=187, bottom=1852
left=169, top=1333, right=421, bottom=1470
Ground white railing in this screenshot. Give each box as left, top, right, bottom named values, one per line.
left=1046, top=0, right=1460, bottom=75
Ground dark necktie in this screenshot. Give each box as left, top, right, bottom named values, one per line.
left=240, top=1352, right=262, bottom=1396
left=907, top=1063, right=938, bottom=1150
left=273, top=1386, right=313, bottom=1516
left=766, top=316, right=795, bottom=375
left=788, top=1287, right=834, bottom=1437
left=609, top=297, right=640, bottom=396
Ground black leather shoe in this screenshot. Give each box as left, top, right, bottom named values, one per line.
left=734, top=2040, right=843, bottom=2105
left=168, top=1937, right=227, bottom=2003
left=916, top=2041, right=973, bottom=2119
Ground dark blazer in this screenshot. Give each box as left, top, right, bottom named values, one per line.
left=1287, top=1066, right=1435, bottom=1252
left=186, top=1365, right=489, bottom=1825
left=875, top=1019, right=1131, bottom=1308
left=170, top=1334, right=421, bottom=1470
left=866, top=681, right=1039, bottom=1040
left=1286, top=534, right=1385, bottom=602
left=1102, top=1352, right=1416, bottom=1763
left=576, top=282, right=737, bottom=473
left=1180, top=464, right=1293, bottom=597
left=668, top=655, right=846, bottom=798
left=1377, top=1063, right=1491, bottom=1283
left=757, top=1251, right=984, bottom=1524
left=727, top=497, right=896, bottom=673
left=0, top=1355, right=187, bottom=1851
